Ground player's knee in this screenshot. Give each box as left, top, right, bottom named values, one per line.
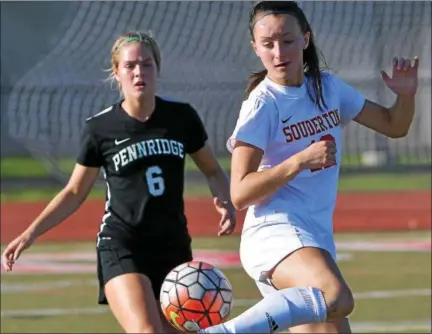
left=323, top=283, right=355, bottom=320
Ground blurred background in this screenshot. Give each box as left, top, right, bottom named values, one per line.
left=1, top=1, right=431, bottom=333
left=1, top=1, right=431, bottom=183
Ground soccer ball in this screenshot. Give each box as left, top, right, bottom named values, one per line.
left=160, top=261, right=234, bottom=332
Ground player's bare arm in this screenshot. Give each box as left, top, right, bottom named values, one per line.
left=1, top=164, right=100, bottom=271
left=354, top=56, right=419, bottom=138
left=231, top=142, right=296, bottom=210
left=23, top=163, right=100, bottom=238
left=230, top=141, right=336, bottom=211
left=190, top=143, right=236, bottom=235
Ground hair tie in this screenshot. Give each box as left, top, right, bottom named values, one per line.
left=114, top=36, right=142, bottom=51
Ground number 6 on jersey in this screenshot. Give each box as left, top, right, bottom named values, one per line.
left=146, top=166, right=165, bottom=196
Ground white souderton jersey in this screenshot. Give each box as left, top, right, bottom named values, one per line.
left=227, top=73, right=365, bottom=234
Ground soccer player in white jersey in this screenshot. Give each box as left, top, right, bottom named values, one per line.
left=201, top=1, right=419, bottom=333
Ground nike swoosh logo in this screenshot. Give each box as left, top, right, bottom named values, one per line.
left=169, top=311, right=183, bottom=331
left=114, top=138, right=130, bottom=145
left=281, top=116, right=292, bottom=124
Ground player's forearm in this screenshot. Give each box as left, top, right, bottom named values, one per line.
left=25, top=189, right=85, bottom=239
left=206, top=168, right=232, bottom=205
left=388, top=94, right=415, bottom=137
left=231, top=156, right=302, bottom=211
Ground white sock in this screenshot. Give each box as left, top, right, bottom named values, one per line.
left=200, top=286, right=327, bottom=333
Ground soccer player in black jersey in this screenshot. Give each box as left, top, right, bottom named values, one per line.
left=2, top=31, right=236, bottom=333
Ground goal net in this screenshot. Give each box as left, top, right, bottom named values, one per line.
left=4, top=1, right=431, bottom=181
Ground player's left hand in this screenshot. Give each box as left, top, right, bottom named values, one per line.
left=381, top=56, right=419, bottom=97
left=213, top=197, right=236, bottom=236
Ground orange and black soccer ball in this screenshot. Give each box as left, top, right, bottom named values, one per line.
left=160, top=261, right=234, bottom=332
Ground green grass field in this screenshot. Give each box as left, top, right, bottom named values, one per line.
left=1, top=232, right=431, bottom=333
left=1, top=156, right=431, bottom=202
left=1, top=156, right=431, bottom=178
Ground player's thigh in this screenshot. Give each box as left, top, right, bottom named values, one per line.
left=270, top=246, right=354, bottom=318
left=270, top=246, right=347, bottom=288
left=147, top=248, right=194, bottom=333
left=148, top=263, right=191, bottom=334
left=97, top=244, right=164, bottom=333
left=104, top=272, right=163, bottom=333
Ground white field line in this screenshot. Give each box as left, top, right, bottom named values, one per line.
left=335, top=241, right=431, bottom=252
left=1, top=287, right=430, bottom=316
left=1, top=277, right=431, bottom=301
left=1, top=279, right=97, bottom=293
left=234, top=289, right=431, bottom=307
left=2, top=278, right=430, bottom=301
left=1, top=285, right=430, bottom=332
left=350, top=320, right=431, bottom=333
left=1, top=310, right=430, bottom=333
left=353, top=289, right=431, bottom=300
left=2, top=307, right=108, bottom=318
left=1, top=239, right=430, bottom=275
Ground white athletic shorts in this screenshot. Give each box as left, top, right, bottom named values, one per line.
left=239, top=212, right=337, bottom=297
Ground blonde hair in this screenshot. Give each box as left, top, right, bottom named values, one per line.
left=106, top=31, right=162, bottom=93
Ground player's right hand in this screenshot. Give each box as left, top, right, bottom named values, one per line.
left=1, top=231, right=35, bottom=272
left=297, top=140, right=337, bottom=170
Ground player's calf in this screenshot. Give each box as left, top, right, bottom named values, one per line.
left=200, top=286, right=327, bottom=333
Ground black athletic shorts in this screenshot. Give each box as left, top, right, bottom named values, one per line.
left=96, top=241, right=193, bottom=305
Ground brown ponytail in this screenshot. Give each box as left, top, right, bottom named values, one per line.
left=245, top=69, right=268, bottom=98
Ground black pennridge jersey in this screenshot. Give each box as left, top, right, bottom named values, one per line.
left=76, top=96, right=208, bottom=249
